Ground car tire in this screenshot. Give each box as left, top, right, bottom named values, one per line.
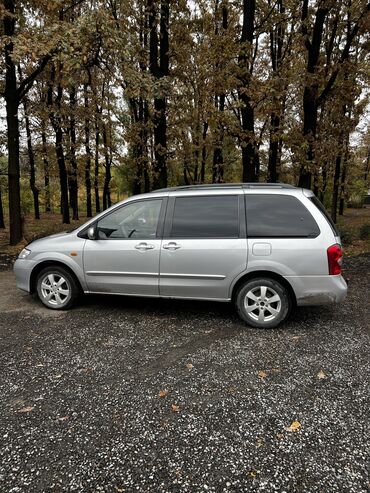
left=235, top=277, right=291, bottom=329
left=36, top=266, right=80, bottom=310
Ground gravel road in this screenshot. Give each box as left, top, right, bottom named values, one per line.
left=0, top=256, right=369, bottom=492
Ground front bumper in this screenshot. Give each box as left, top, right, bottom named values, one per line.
left=13, top=258, right=36, bottom=292
left=285, top=274, right=347, bottom=306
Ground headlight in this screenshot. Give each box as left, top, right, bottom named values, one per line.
left=18, top=248, right=31, bottom=259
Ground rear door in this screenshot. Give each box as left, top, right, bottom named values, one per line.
left=159, top=193, right=247, bottom=300
left=83, top=198, right=165, bottom=295
left=245, top=193, right=326, bottom=276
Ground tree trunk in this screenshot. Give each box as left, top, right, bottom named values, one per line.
left=55, top=121, right=70, bottom=224
left=5, top=85, right=22, bottom=243
left=131, top=7, right=150, bottom=195
left=268, top=113, right=280, bottom=183
left=183, top=153, right=190, bottom=185
left=4, top=0, right=52, bottom=241
left=339, top=163, right=346, bottom=216
left=94, top=116, right=101, bottom=213
left=320, top=161, right=328, bottom=203
left=299, top=84, right=319, bottom=189
left=68, top=86, right=79, bottom=220
left=23, top=98, right=40, bottom=220
left=41, top=124, right=51, bottom=212
left=102, top=123, right=111, bottom=210
left=4, top=0, right=22, bottom=244
left=143, top=100, right=150, bottom=192
left=83, top=84, right=92, bottom=217
left=339, top=135, right=350, bottom=216
left=131, top=96, right=149, bottom=195
left=212, top=91, right=226, bottom=183
left=267, top=0, right=286, bottom=183
left=0, top=185, right=5, bottom=229
left=54, top=122, right=70, bottom=224
left=238, top=0, right=258, bottom=183
left=331, top=153, right=341, bottom=223
left=48, top=65, right=70, bottom=224
left=298, top=4, right=330, bottom=189
left=149, top=0, right=169, bottom=190
left=332, top=108, right=346, bottom=224
left=363, top=146, right=370, bottom=183
left=200, top=122, right=208, bottom=183
left=212, top=2, right=227, bottom=183
left=193, top=132, right=199, bottom=183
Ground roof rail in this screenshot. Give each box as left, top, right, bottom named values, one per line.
left=152, top=183, right=295, bottom=192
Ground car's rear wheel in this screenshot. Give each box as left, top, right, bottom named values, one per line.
left=36, top=266, right=79, bottom=310
left=235, top=277, right=291, bottom=328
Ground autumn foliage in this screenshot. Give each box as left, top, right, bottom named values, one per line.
left=1, top=0, right=369, bottom=244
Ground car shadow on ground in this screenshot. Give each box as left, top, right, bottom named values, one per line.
left=77, top=292, right=330, bottom=330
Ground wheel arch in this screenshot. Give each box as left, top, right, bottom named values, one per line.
left=30, top=261, right=83, bottom=294
left=231, top=270, right=297, bottom=306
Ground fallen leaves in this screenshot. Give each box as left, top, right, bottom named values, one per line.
left=285, top=420, right=302, bottom=432
left=255, top=438, right=264, bottom=448
left=17, top=406, right=34, bottom=413
left=292, top=336, right=300, bottom=342
left=317, top=369, right=328, bottom=380
left=257, top=368, right=280, bottom=380
left=57, top=416, right=69, bottom=422
left=159, top=391, right=180, bottom=413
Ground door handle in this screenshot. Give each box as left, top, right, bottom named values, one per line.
left=163, top=242, right=181, bottom=250
left=135, top=242, right=155, bottom=251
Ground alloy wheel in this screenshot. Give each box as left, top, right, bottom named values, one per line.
left=40, top=273, right=71, bottom=307
left=244, top=285, right=282, bottom=323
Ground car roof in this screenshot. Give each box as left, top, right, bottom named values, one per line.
left=152, top=183, right=296, bottom=193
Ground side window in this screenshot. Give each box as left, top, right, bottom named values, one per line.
left=246, top=194, right=320, bottom=238
left=309, top=196, right=339, bottom=236
left=170, top=195, right=239, bottom=238
left=97, top=200, right=162, bottom=239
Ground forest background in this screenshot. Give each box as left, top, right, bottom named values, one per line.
left=0, top=0, right=369, bottom=247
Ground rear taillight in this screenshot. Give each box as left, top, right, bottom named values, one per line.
left=327, top=244, right=343, bottom=275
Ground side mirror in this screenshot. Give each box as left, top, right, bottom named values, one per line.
left=87, top=226, right=96, bottom=240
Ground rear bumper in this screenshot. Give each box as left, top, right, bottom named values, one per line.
left=13, top=259, right=35, bottom=293
left=285, top=275, right=347, bottom=306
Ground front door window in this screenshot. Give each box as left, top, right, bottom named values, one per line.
left=96, top=200, right=162, bottom=240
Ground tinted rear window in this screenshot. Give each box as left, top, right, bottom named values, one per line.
left=309, top=196, right=339, bottom=236
left=171, top=196, right=239, bottom=238
left=246, top=194, right=320, bottom=238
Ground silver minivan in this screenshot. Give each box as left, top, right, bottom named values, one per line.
left=14, top=184, right=347, bottom=328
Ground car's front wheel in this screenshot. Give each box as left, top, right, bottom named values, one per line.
left=36, top=266, right=79, bottom=310
left=235, top=277, right=291, bottom=329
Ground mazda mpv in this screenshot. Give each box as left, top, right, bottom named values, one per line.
left=14, top=183, right=347, bottom=328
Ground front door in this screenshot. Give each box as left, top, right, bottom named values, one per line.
left=83, top=198, right=164, bottom=295
left=159, top=194, right=247, bottom=300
